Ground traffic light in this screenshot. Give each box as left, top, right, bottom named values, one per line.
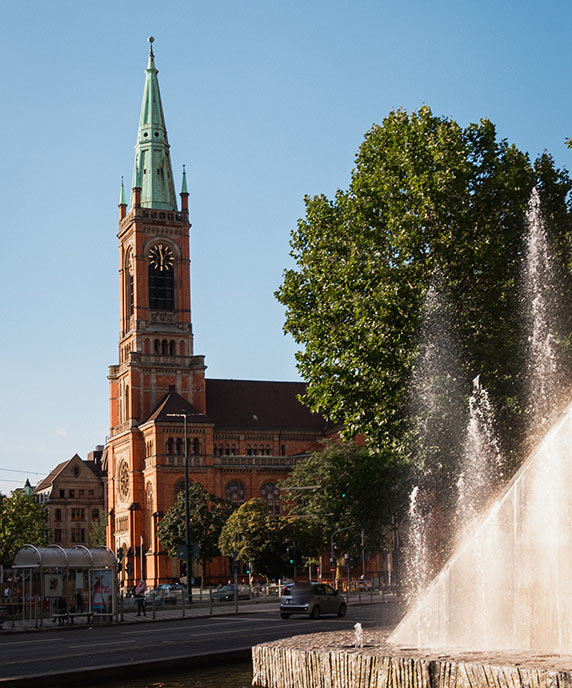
left=289, top=544, right=297, bottom=565
left=341, top=489, right=347, bottom=499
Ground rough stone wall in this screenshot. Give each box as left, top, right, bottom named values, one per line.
left=252, top=634, right=572, bottom=688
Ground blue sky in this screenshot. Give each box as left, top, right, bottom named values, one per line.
left=1, top=0, right=572, bottom=493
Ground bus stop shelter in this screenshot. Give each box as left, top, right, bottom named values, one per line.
left=10, top=544, right=117, bottom=627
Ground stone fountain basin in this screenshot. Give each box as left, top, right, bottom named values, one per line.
left=252, top=629, right=572, bottom=688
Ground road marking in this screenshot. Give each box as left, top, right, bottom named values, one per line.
left=68, top=640, right=136, bottom=648
left=0, top=637, right=65, bottom=647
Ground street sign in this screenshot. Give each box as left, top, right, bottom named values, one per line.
left=177, top=545, right=188, bottom=559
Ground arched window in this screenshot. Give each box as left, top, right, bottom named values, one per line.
left=174, top=480, right=185, bottom=499
left=162, top=339, right=168, bottom=355
left=154, top=339, right=160, bottom=355
left=225, top=480, right=245, bottom=506
left=166, top=438, right=174, bottom=455
left=260, top=482, right=280, bottom=515
left=125, top=385, right=130, bottom=420
left=148, top=243, right=175, bottom=310
left=125, top=249, right=134, bottom=318
left=169, top=340, right=176, bottom=356
left=175, top=438, right=183, bottom=455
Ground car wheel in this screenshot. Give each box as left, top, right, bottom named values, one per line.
left=280, top=612, right=291, bottom=619
left=337, top=603, right=347, bottom=618
left=310, top=605, right=320, bottom=619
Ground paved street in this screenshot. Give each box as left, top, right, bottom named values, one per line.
left=0, top=600, right=403, bottom=686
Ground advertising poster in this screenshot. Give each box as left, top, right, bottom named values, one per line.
left=92, top=569, right=113, bottom=614
left=44, top=573, right=63, bottom=597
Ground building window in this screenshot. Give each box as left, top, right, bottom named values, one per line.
left=55, top=508, right=62, bottom=522
left=125, top=248, right=134, bottom=318
left=225, top=480, right=245, bottom=506
left=154, top=339, right=160, bottom=355
left=54, top=529, right=62, bottom=543
left=169, top=340, right=175, bottom=356
left=71, top=508, right=85, bottom=521
left=260, top=482, right=280, bottom=515
left=79, top=489, right=84, bottom=498
left=71, top=528, right=85, bottom=543
left=69, top=490, right=75, bottom=499
left=88, top=489, right=94, bottom=497
left=91, top=509, right=99, bottom=521
left=59, top=489, right=65, bottom=498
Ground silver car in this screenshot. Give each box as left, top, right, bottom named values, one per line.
left=280, top=582, right=347, bottom=619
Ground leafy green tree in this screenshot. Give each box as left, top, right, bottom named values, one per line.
left=0, top=491, right=49, bottom=565
left=280, top=441, right=410, bottom=557
left=157, top=482, right=234, bottom=580
left=89, top=519, right=107, bottom=548
left=218, top=498, right=312, bottom=581
left=277, top=106, right=572, bottom=468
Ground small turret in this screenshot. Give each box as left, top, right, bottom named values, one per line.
left=119, top=176, right=127, bottom=219
left=180, top=165, right=189, bottom=212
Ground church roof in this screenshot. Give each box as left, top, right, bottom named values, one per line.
left=205, top=379, right=330, bottom=433
left=144, top=389, right=212, bottom=424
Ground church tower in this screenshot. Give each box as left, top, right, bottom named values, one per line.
left=106, top=38, right=210, bottom=585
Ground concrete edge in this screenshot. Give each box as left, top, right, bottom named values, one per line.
left=0, top=647, right=252, bottom=687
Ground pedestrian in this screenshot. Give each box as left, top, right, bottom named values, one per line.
left=135, top=579, right=147, bottom=616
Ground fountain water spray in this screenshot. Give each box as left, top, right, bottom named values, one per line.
left=455, top=375, right=503, bottom=538
left=390, top=189, right=569, bottom=654
left=404, top=277, right=466, bottom=601
left=354, top=622, right=364, bottom=648
left=523, top=187, right=559, bottom=430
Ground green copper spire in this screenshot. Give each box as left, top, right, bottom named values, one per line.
left=181, top=164, right=188, bottom=194
left=131, top=37, right=177, bottom=210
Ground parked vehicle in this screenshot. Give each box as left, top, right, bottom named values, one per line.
left=279, top=582, right=346, bottom=619
left=145, top=583, right=185, bottom=605
left=210, top=584, right=251, bottom=601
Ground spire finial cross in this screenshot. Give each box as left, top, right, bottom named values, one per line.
left=147, top=36, right=155, bottom=57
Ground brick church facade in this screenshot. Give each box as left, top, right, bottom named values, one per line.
left=105, top=39, right=335, bottom=587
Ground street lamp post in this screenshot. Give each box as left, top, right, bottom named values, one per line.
left=167, top=412, right=192, bottom=604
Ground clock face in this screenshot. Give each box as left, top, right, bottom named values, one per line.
left=148, top=244, right=175, bottom=271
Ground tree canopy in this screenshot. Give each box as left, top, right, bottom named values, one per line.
left=218, top=498, right=316, bottom=580
left=277, top=106, right=572, bottom=469
left=280, top=441, right=410, bottom=557
left=0, top=490, right=49, bottom=565
left=157, top=482, right=234, bottom=569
